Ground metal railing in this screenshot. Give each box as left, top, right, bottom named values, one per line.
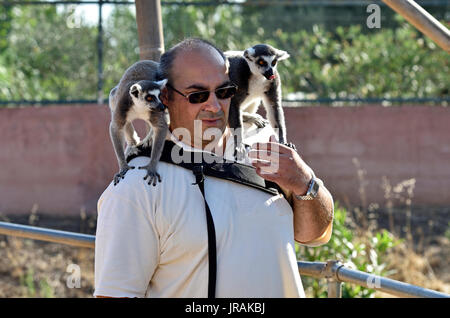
left=0, top=221, right=449, bottom=298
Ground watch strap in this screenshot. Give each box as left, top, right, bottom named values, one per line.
left=294, top=173, right=320, bottom=201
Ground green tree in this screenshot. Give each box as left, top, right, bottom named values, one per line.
left=1, top=4, right=98, bottom=101
left=1, top=2, right=448, bottom=103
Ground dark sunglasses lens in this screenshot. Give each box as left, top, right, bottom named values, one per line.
left=189, top=91, right=209, bottom=104
left=215, top=86, right=236, bottom=99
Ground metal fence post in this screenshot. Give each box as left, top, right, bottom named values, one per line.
left=97, top=0, right=104, bottom=105
left=324, top=260, right=344, bottom=298
left=135, top=0, right=165, bottom=61
left=327, top=279, right=343, bottom=298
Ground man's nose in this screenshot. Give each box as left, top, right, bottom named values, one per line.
left=202, top=91, right=221, bottom=113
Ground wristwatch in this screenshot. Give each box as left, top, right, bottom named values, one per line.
left=294, top=174, right=320, bottom=201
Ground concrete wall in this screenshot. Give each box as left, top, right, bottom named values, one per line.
left=0, top=104, right=449, bottom=216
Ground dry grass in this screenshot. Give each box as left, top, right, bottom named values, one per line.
left=0, top=236, right=94, bottom=298
left=351, top=158, right=450, bottom=297
left=379, top=236, right=450, bottom=295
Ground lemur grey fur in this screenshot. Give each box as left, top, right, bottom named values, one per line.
left=108, top=60, right=168, bottom=186
left=225, top=44, right=289, bottom=159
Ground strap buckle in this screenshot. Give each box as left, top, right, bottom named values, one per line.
left=192, top=164, right=205, bottom=185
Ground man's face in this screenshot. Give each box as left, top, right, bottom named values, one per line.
left=162, top=47, right=231, bottom=149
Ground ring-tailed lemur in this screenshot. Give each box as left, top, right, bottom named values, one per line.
left=108, top=60, right=168, bottom=186
left=225, top=44, right=290, bottom=159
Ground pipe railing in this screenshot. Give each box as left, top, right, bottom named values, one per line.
left=0, top=221, right=449, bottom=298
left=382, top=0, right=450, bottom=53
left=0, top=221, right=95, bottom=249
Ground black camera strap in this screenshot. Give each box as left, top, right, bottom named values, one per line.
left=126, top=140, right=285, bottom=298
left=191, top=164, right=217, bottom=298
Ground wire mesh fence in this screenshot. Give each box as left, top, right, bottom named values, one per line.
left=0, top=0, right=449, bottom=106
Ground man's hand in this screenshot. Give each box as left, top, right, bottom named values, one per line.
left=248, top=135, right=312, bottom=196
left=249, top=135, right=334, bottom=246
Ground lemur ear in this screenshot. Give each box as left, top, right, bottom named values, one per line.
left=129, top=84, right=141, bottom=98
left=244, top=47, right=255, bottom=60
left=156, top=78, right=168, bottom=89
left=276, top=49, right=290, bottom=61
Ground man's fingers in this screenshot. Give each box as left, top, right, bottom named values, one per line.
left=251, top=141, right=292, bottom=155
left=254, top=166, right=280, bottom=181
left=251, top=157, right=280, bottom=175
left=249, top=149, right=289, bottom=162
left=250, top=158, right=273, bottom=167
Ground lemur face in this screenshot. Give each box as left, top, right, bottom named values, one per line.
left=244, top=44, right=290, bottom=80
left=129, top=79, right=168, bottom=111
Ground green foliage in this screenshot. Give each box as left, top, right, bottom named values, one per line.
left=296, top=202, right=402, bottom=298
left=1, top=5, right=97, bottom=101
left=0, top=3, right=448, bottom=102
left=19, top=267, right=54, bottom=298
left=20, top=268, right=36, bottom=297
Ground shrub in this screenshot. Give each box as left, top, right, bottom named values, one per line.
left=296, top=202, right=402, bottom=298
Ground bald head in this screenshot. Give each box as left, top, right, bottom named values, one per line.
left=158, top=38, right=229, bottom=87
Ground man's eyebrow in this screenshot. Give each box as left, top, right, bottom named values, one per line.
left=185, top=84, right=208, bottom=90
left=185, top=81, right=232, bottom=91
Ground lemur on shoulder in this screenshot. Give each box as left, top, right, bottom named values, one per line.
left=225, top=44, right=290, bottom=159
left=108, top=60, right=168, bottom=186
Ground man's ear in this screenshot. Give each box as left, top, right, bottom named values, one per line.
left=160, top=86, right=170, bottom=106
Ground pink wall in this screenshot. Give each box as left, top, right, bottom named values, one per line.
left=284, top=105, right=450, bottom=210
left=0, top=104, right=449, bottom=216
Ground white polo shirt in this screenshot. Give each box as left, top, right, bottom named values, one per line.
left=94, top=124, right=305, bottom=298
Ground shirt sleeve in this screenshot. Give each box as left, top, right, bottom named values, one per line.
left=93, top=183, right=159, bottom=298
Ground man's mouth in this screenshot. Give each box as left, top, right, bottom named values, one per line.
left=201, top=118, right=221, bottom=125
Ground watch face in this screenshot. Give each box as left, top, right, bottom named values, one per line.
left=310, top=179, right=320, bottom=197
left=294, top=178, right=320, bottom=201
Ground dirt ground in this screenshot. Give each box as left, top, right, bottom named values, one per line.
left=0, top=213, right=96, bottom=298
left=0, top=206, right=448, bottom=298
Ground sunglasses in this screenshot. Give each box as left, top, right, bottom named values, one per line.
left=167, top=83, right=237, bottom=104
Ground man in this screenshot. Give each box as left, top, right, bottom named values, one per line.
left=94, top=38, right=334, bottom=298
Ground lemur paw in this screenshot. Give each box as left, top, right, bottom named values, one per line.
left=113, top=165, right=135, bottom=186
left=246, top=115, right=269, bottom=128
left=139, top=165, right=162, bottom=186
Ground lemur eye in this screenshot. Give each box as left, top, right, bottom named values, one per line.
left=272, top=59, right=277, bottom=67
left=146, top=95, right=155, bottom=102
left=258, top=59, right=266, bottom=66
